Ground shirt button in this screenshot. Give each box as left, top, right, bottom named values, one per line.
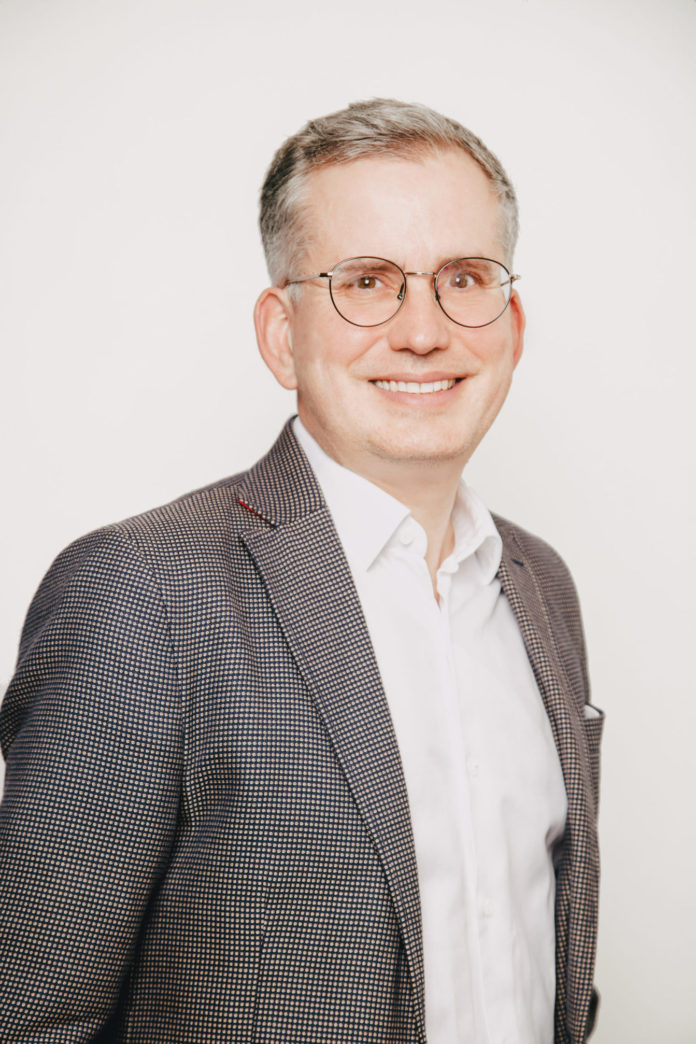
left=469, top=759, right=480, bottom=778
left=482, top=898, right=493, bottom=918
left=399, top=521, right=417, bottom=546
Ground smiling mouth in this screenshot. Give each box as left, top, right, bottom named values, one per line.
left=372, top=378, right=459, bottom=394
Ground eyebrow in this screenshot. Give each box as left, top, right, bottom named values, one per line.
left=398, top=254, right=490, bottom=272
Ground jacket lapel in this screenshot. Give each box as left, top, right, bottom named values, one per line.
left=495, top=520, right=598, bottom=1043
left=237, top=423, right=426, bottom=1039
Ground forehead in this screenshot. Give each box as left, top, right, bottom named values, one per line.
left=301, top=149, right=504, bottom=266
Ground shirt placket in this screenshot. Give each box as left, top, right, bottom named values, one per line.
left=435, top=559, right=492, bottom=1043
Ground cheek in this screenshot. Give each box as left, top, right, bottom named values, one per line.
left=471, top=330, right=520, bottom=382
left=299, top=333, right=381, bottom=382
left=464, top=333, right=518, bottom=410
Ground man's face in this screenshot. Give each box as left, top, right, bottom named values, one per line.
left=257, top=149, right=524, bottom=482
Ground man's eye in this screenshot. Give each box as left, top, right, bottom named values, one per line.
left=449, top=270, right=476, bottom=289
left=355, top=275, right=379, bottom=290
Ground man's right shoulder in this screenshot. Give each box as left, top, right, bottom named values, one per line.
left=13, top=464, right=272, bottom=658
left=112, top=466, right=258, bottom=548
left=45, top=469, right=248, bottom=569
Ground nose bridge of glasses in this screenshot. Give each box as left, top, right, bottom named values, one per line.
left=401, top=270, right=439, bottom=303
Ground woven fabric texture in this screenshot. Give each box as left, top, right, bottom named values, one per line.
left=0, top=421, right=602, bottom=1043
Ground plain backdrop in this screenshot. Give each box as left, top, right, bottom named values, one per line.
left=1, top=0, right=695, bottom=1039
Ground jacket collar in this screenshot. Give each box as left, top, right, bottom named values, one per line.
left=236, top=418, right=325, bottom=526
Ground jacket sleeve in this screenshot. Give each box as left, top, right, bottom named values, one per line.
left=0, top=528, right=183, bottom=1041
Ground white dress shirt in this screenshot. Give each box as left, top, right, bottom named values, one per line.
left=295, top=419, right=567, bottom=1044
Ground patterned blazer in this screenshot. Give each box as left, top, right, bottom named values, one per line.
left=0, top=421, right=602, bottom=1043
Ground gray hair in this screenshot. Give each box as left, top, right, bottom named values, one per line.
left=259, top=98, right=519, bottom=286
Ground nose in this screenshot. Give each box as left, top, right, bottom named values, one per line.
left=388, top=272, right=451, bottom=354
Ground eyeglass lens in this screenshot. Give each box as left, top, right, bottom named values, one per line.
left=328, top=257, right=512, bottom=328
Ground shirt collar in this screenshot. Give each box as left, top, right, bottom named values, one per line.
left=294, top=418, right=409, bottom=572
left=448, top=485, right=503, bottom=584
left=294, top=417, right=502, bottom=582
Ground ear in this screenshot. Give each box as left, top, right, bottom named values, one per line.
left=254, top=286, right=298, bottom=390
left=508, top=289, right=525, bottom=368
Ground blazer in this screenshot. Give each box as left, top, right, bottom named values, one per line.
left=0, top=420, right=603, bottom=1043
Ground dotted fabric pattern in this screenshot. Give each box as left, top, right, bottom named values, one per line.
left=0, top=421, right=601, bottom=1043
left=495, top=518, right=603, bottom=1044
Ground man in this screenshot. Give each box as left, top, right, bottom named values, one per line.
left=0, top=99, right=602, bottom=1042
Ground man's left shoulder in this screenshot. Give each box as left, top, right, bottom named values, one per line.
left=492, top=512, right=590, bottom=654
left=492, top=512, right=580, bottom=598
left=492, top=512, right=592, bottom=692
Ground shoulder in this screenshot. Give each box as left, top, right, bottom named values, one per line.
left=493, top=512, right=581, bottom=604
left=14, top=470, right=260, bottom=662
left=110, top=470, right=254, bottom=558
left=61, top=466, right=262, bottom=577
left=493, top=512, right=591, bottom=694
left=91, top=417, right=317, bottom=564
left=16, top=417, right=312, bottom=661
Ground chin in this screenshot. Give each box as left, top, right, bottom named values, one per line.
left=368, top=435, right=473, bottom=466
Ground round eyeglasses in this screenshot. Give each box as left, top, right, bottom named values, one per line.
left=285, top=256, right=520, bottom=329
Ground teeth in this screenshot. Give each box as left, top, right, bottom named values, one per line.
left=374, top=378, right=457, bottom=394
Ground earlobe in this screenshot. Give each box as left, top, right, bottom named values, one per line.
left=254, top=287, right=298, bottom=390
left=509, top=290, right=526, bottom=368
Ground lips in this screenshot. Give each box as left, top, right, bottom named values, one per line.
left=372, top=378, right=458, bottom=394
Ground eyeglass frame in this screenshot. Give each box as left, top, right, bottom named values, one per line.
left=284, top=256, right=521, bottom=329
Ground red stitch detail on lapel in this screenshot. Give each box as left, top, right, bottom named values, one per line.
left=237, top=498, right=266, bottom=519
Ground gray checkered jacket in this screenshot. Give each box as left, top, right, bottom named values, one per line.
left=0, top=421, right=602, bottom=1042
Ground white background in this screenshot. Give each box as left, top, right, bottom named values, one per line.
left=1, top=0, right=695, bottom=1039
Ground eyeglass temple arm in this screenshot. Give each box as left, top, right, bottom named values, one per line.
left=284, top=273, right=331, bottom=287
